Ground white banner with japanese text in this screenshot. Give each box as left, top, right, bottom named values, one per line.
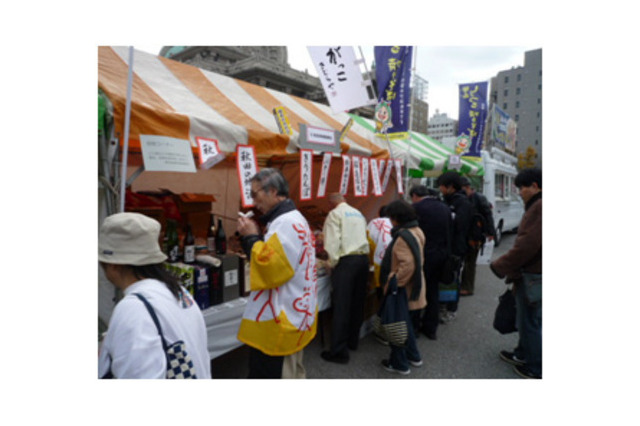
left=317, top=152, right=333, bottom=198
left=339, top=155, right=351, bottom=195
left=370, top=158, right=383, bottom=196
left=307, top=46, right=376, bottom=114
left=352, top=156, right=364, bottom=197
left=196, top=136, right=225, bottom=170
left=394, top=158, right=404, bottom=194
left=300, top=149, right=313, bottom=201
left=361, top=157, right=369, bottom=196
left=236, top=145, right=259, bottom=208
left=381, top=158, right=394, bottom=192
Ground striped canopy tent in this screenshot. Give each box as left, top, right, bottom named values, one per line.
left=98, top=46, right=482, bottom=177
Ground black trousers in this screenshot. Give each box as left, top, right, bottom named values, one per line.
left=421, top=256, right=444, bottom=335
left=248, top=347, right=283, bottom=379
left=329, top=254, right=370, bottom=357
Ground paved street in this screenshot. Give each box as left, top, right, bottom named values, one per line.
left=211, top=233, right=522, bottom=379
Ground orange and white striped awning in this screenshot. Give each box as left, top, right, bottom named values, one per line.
left=98, top=46, right=387, bottom=159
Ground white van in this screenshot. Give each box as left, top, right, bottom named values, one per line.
left=480, top=148, right=524, bottom=246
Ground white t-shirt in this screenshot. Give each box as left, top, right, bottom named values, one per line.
left=98, top=278, right=210, bottom=379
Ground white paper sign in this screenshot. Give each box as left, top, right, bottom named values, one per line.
left=394, top=159, right=404, bottom=194
left=196, top=136, right=225, bottom=170
left=140, top=135, right=196, bottom=173
left=236, top=145, right=259, bottom=208
left=307, top=46, right=376, bottom=114
left=317, top=152, right=332, bottom=198
left=352, top=156, right=364, bottom=197
left=378, top=159, right=386, bottom=179
left=361, top=157, right=369, bottom=196
left=339, top=155, right=351, bottom=195
left=370, top=158, right=383, bottom=196
left=381, top=158, right=394, bottom=192
left=300, top=149, right=313, bottom=201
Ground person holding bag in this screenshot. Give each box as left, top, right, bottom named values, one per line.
left=378, top=200, right=427, bottom=375
left=490, top=168, right=542, bottom=379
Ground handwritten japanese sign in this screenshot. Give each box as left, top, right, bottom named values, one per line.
left=352, top=156, right=364, bottom=197
left=339, top=155, right=351, bottom=195
left=300, top=149, right=313, bottom=201
left=361, top=157, right=369, bottom=196
left=236, top=145, right=259, bottom=208
left=307, top=46, right=376, bottom=114
left=370, top=158, right=383, bottom=196
left=381, top=158, right=394, bottom=192
left=196, top=136, right=225, bottom=170
left=394, top=158, right=404, bottom=194
left=317, top=152, right=333, bottom=198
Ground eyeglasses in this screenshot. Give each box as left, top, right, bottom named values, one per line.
left=250, top=187, right=264, bottom=198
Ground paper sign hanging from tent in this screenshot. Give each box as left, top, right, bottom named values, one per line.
left=381, top=158, right=394, bottom=192
left=300, top=149, right=313, bottom=201
left=140, top=134, right=196, bottom=173
left=378, top=159, right=386, bottom=179
left=339, top=155, right=351, bottom=195
left=196, top=136, right=225, bottom=170
left=352, top=156, right=364, bottom=197
left=394, top=159, right=404, bottom=194
left=273, top=106, right=293, bottom=135
left=307, top=46, right=376, bottom=114
left=370, top=159, right=383, bottom=196
left=236, top=145, right=259, bottom=208
left=317, top=152, right=333, bottom=198
left=361, top=157, right=369, bottom=196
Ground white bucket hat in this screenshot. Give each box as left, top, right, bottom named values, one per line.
left=99, top=212, right=168, bottom=265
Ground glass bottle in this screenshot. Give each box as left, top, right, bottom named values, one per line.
left=206, top=213, right=216, bottom=253
left=183, top=223, right=196, bottom=263
left=167, top=220, right=180, bottom=263
left=215, top=218, right=227, bottom=255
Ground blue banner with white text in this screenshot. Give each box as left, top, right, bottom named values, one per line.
left=458, top=81, right=488, bottom=159
left=374, top=46, right=413, bottom=139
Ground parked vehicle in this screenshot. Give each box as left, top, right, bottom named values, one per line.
left=479, top=148, right=524, bottom=247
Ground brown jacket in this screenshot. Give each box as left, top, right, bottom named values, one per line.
left=491, top=193, right=542, bottom=280
left=385, top=226, right=427, bottom=311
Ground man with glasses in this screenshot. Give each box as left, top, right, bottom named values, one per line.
left=236, top=168, right=318, bottom=379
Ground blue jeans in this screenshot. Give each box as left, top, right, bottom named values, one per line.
left=514, top=279, right=542, bottom=376
left=389, top=310, right=421, bottom=371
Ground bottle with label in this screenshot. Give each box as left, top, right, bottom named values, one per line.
left=215, top=218, right=227, bottom=255
left=167, top=220, right=180, bottom=263
left=206, top=213, right=216, bottom=253
left=183, top=223, right=196, bottom=263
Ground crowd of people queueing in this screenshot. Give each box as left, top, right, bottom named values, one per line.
left=98, top=167, right=542, bottom=379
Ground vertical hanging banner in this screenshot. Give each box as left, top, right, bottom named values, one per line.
left=317, top=152, right=333, bottom=198
left=374, top=46, right=413, bottom=139
left=381, top=158, right=394, bottom=192
left=300, top=149, right=313, bottom=201
left=352, top=156, right=364, bottom=197
left=196, top=136, right=225, bottom=170
left=458, top=81, right=488, bottom=159
left=236, top=145, right=259, bottom=208
left=339, top=155, right=351, bottom=195
left=394, top=159, right=404, bottom=194
left=307, top=46, right=376, bottom=114
left=370, top=158, right=383, bottom=196
left=378, top=159, right=386, bottom=179
left=361, top=157, right=370, bottom=196
left=273, top=107, right=293, bottom=135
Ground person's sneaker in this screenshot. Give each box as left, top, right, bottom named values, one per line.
left=408, top=358, right=423, bottom=367
left=499, top=350, right=525, bottom=366
left=513, top=364, right=541, bottom=379
left=381, top=359, right=410, bottom=375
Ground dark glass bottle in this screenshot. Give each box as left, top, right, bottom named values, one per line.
left=183, top=223, right=196, bottom=263
left=167, top=220, right=180, bottom=263
left=215, top=218, right=227, bottom=255
left=206, top=214, right=216, bottom=253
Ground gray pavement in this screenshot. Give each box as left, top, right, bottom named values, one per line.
left=211, top=233, right=522, bottom=379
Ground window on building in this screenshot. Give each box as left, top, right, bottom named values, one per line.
left=516, top=87, right=521, bottom=95
left=517, top=74, right=522, bottom=82
left=504, top=89, right=508, bottom=97
left=503, top=103, right=508, bottom=110
left=504, top=76, right=509, bottom=83
left=516, top=101, right=520, bottom=108
left=515, top=114, right=519, bottom=122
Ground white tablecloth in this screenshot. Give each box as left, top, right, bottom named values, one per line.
left=203, top=274, right=331, bottom=359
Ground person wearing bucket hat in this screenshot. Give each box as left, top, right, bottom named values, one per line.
left=98, top=212, right=210, bottom=379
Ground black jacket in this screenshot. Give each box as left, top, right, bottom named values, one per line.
left=469, top=191, right=496, bottom=237
left=443, top=191, right=473, bottom=257
left=412, top=196, right=451, bottom=265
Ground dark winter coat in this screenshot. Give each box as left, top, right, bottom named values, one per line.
left=443, top=190, right=473, bottom=257
left=490, top=193, right=542, bottom=281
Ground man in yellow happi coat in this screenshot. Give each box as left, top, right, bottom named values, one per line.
left=237, top=168, right=317, bottom=378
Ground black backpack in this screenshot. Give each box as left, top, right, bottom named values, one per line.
left=468, top=208, right=486, bottom=245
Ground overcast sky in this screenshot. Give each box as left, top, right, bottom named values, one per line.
left=135, top=45, right=538, bottom=119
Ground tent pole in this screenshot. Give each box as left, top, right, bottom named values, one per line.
left=119, top=46, right=135, bottom=213
left=405, top=46, right=417, bottom=188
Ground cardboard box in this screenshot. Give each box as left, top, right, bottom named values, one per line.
left=218, top=254, right=240, bottom=302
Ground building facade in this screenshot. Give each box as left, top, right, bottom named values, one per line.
left=490, top=49, right=542, bottom=167
left=427, top=109, right=458, bottom=143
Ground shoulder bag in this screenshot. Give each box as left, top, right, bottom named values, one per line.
left=493, top=286, right=518, bottom=334
left=372, top=276, right=410, bottom=347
